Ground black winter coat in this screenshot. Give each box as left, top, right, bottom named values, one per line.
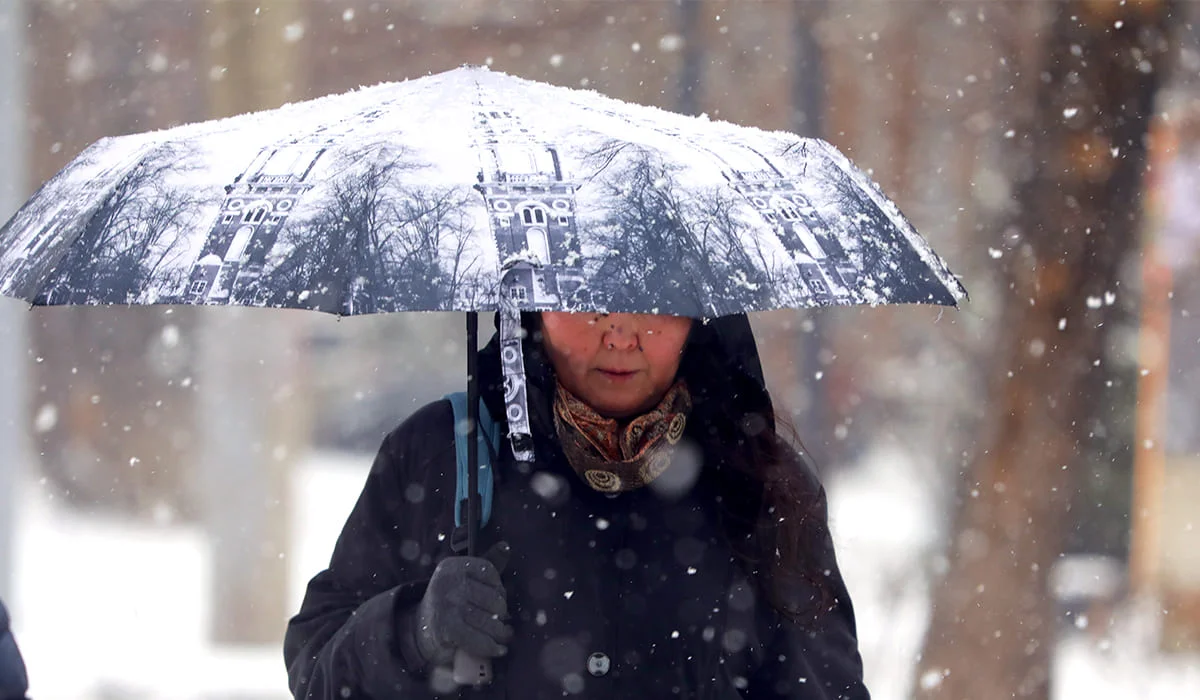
left=0, top=598, right=29, bottom=700
left=285, top=316, right=869, bottom=699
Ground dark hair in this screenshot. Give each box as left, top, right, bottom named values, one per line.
left=519, top=312, right=833, bottom=623
left=677, top=325, right=834, bottom=624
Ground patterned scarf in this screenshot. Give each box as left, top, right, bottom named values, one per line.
left=552, top=379, right=692, bottom=493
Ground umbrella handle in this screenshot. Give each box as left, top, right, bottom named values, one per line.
left=453, top=649, right=493, bottom=686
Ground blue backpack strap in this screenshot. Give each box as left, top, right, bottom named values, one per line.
left=444, top=392, right=500, bottom=529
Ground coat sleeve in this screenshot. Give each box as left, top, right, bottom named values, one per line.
left=746, top=484, right=871, bottom=700
left=284, top=401, right=456, bottom=700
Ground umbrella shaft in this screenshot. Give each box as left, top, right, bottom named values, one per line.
left=466, top=312, right=479, bottom=558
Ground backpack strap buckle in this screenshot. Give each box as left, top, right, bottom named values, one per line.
left=451, top=498, right=482, bottom=555
left=450, top=524, right=470, bottom=555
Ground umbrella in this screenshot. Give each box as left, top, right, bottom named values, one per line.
left=0, top=65, right=967, bottom=562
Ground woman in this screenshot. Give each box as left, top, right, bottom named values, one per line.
left=285, top=311, right=869, bottom=699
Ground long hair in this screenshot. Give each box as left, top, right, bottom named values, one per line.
left=517, top=312, right=834, bottom=623
left=677, top=324, right=835, bottom=625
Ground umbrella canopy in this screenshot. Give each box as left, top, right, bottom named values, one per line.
left=0, top=66, right=965, bottom=318
left=0, top=66, right=969, bottom=538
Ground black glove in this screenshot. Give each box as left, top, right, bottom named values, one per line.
left=411, top=541, right=514, bottom=668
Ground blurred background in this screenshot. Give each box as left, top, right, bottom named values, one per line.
left=0, top=1, right=1198, bottom=698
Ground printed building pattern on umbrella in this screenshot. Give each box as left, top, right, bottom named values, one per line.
left=613, top=117, right=862, bottom=307
left=686, top=137, right=859, bottom=305
left=0, top=143, right=155, bottom=302
left=179, top=105, right=397, bottom=308
left=724, top=164, right=860, bottom=304
left=182, top=145, right=325, bottom=306
left=472, top=106, right=587, bottom=310
left=0, top=204, right=80, bottom=300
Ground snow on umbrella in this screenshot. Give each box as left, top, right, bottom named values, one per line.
left=0, top=64, right=967, bottom=563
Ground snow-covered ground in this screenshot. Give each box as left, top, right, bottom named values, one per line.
left=11, top=453, right=368, bottom=700
left=9, top=450, right=1200, bottom=699
left=826, top=445, right=938, bottom=699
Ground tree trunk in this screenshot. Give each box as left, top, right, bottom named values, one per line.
left=27, top=0, right=207, bottom=521
left=0, top=0, right=28, bottom=604
left=197, top=309, right=307, bottom=645
left=787, top=1, right=831, bottom=471
left=199, top=0, right=307, bottom=645
left=915, top=3, right=1177, bottom=699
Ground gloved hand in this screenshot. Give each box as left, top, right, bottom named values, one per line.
left=411, top=541, right=514, bottom=669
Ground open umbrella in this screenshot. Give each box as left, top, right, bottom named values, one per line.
left=0, top=64, right=966, bottom=565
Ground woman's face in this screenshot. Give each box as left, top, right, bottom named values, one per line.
left=540, top=312, right=693, bottom=418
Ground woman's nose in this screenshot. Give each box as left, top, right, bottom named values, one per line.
left=603, top=315, right=640, bottom=350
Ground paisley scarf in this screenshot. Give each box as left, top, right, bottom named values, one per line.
left=552, top=380, right=692, bottom=493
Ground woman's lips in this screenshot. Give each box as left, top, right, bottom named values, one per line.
left=597, top=368, right=638, bottom=381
